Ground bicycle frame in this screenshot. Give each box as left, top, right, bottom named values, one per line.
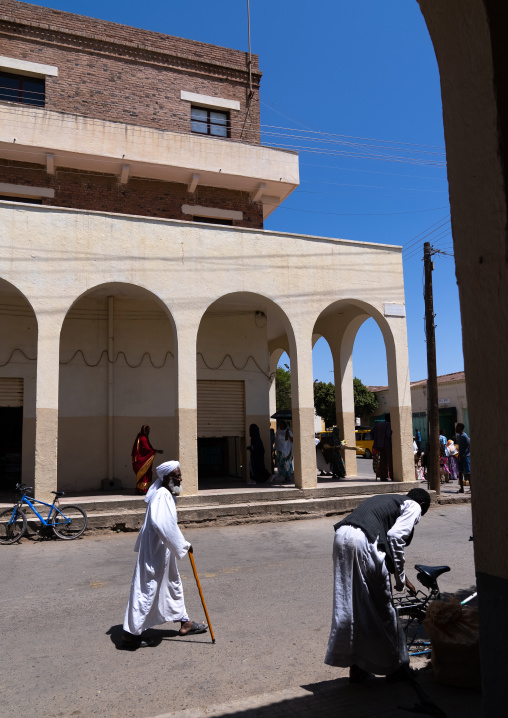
left=394, top=585, right=441, bottom=657
left=18, top=494, right=70, bottom=528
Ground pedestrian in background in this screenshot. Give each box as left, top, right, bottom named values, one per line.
left=316, top=435, right=331, bottom=476
left=328, top=427, right=346, bottom=480
left=446, top=439, right=459, bottom=482
left=274, top=421, right=293, bottom=482
left=246, top=423, right=272, bottom=484
left=131, top=425, right=163, bottom=495
left=372, top=420, right=393, bottom=481
left=455, top=423, right=471, bottom=493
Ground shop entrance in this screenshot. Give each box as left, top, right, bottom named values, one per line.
left=0, top=378, right=23, bottom=493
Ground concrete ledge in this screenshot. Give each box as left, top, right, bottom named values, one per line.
left=76, top=483, right=423, bottom=531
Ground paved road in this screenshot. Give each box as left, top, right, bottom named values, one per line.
left=0, top=504, right=475, bottom=718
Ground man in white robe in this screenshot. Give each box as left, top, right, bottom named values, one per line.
left=121, top=460, right=207, bottom=649
left=324, top=488, right=431, bottom=682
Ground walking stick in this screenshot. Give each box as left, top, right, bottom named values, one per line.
left=188, top=547, right=216, bottom=643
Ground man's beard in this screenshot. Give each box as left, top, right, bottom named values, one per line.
left=168, top=478, right=182, bottom=495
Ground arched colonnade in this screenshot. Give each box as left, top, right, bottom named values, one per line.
left=0, top=277, right=413, bottom=498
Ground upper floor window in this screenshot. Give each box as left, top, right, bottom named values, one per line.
left=193, top=216, right=233, bottom=225
left=0, top=195, right=42, bottom=204
left=0, top=71, right=45, bottom=107
left=191, top=106, right=230, bottom=138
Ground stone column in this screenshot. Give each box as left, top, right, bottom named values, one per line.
left=175, top=323, right=199, bottom=495
left=326, top=315, right=366, bottom=477
left=384, top=316, right=413, bottom=482
left=290, top=329, right=317, bottom=489
left=34, top=318, right=61, bottom=501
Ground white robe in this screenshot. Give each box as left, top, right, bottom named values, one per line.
left=324, top=499, right=421, bottom=675
left=123, top=487, right=191, bottom=635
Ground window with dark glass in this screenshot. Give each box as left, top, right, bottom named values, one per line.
left=0, top=195, right=42, bottom=204
left=193, top=216, right=233, bottom=225
left=0, top=71, right=45, bottom=107
left=191, top=106, right=230, bottom=137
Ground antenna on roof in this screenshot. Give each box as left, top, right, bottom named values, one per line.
left=247, top=0, right=254, bottom=100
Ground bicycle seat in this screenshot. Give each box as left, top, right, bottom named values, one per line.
left=415, top=564, right=450, bottom=589
left=51, top=491, right=65, bottom=497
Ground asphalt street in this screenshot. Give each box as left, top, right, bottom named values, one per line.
left=0, top=502, right=475, bottom=718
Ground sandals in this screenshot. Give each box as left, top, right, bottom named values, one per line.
left=179, top=621, right=208, bottom=636
left=120, top=631, right=155, bottom=650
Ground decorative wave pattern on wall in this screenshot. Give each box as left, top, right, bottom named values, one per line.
left=1, top=348, right=271, bottom=377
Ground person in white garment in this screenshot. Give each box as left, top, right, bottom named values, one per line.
left=324, top=488, right=431, bottom=682
left=121, top=460, right=207, bottom=649
left=272, top=420, right=293, bottom=482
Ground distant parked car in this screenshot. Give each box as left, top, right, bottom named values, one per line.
left=315, top=429, right=373, bottom=459
left=355, top=429, right=374, bottom=459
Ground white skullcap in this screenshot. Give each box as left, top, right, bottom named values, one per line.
left=144, top=461, right=180, bottom=503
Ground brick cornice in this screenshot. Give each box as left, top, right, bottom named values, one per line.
left=0, top=17, right=262, bottom=86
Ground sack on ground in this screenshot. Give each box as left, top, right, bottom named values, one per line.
left=423, top=598, right=481, bottom=689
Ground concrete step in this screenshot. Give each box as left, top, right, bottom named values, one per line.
left=45, top=479, right=422, bottom=514
left=76, top=481, right=424, bottom=531
left=2, top=482, right=468, bottom=534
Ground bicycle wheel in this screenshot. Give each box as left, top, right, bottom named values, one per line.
left=0, top=507, right=27, bottom=544
left=52, top=505, right=88, bottom=540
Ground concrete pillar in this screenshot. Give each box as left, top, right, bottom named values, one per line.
left=34, top=318, right=61, bottom=500
left=290, top=329, right=317, bottom=489
left=384, top=316, right=413, bottom=482
left=418, top=3, right=508, bottom=707
left=326, top=317, right=366, bottom=476
left=175, top=323, right=199, bottom=496
left=268, top=348, right=283, bottom=419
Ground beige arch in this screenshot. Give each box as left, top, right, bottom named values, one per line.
left=313, top=298, right=412, bottom=481
left=195, top=291, right=316, bottom=488
left=56, top=281, right=178, bottom=494
left=0, top=278, right=38, bottom=488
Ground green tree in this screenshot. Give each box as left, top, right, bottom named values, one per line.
left=314, top=381, right=336, bottom=427
left=275, top=366, right=291, bottom=411
left=353, top=377, right=378, bottom=418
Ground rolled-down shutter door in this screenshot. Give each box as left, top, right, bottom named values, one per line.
left=0, top=378, right=23, bottom=407
left=197, top=380, right=245, bottom=437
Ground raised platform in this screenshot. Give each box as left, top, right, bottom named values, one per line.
left=45, top=480, right=423, bottom=531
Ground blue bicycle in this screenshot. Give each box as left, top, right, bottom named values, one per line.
left=0, top=483, right=88, bottom=543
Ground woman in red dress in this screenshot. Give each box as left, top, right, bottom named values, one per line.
left=131, top=425, right=163, bottom=495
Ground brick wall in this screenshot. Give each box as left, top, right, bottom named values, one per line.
left=0, top=158, right=264, bottom=228
left=0, top=0, right=261, bottom=143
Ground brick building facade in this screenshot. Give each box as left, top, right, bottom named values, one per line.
left=0, top=1, right=413, bottom=499
left=0, top=0, right=265, bottom=226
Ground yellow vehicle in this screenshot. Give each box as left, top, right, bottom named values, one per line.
left=315, top=430, right=374, bottom=460
left=355, top=428, right=374, bottom=459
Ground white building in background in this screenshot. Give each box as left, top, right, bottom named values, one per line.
left=369, top=371, right=468, bottom=442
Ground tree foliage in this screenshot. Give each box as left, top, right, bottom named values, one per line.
left=314, top=381, right=336, bottom=427
left=275, top=367, right=292, bottom=411
left=353, top=377, right=378, bottom=418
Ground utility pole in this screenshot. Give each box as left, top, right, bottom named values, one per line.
left=424, top=242, right=440, bottom=495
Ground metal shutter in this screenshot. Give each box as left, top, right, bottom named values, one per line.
left=0, top=378, right=23, bottom=407
left=197, top=380, right=245, bottom=437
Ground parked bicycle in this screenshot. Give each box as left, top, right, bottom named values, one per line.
left=0, top=483, right=88, bottom=543
left=394, top=563, right=477, bottom=656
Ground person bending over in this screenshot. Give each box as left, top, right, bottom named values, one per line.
left=325, top=488, right=431, bottom=682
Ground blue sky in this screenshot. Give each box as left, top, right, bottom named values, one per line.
left=27, top=0, right=460, bottom=387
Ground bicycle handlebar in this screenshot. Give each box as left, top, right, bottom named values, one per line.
left=15, top=483, right=33, bottom=494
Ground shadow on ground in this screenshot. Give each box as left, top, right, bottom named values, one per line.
left=164, top=670, right=482, bottom=718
